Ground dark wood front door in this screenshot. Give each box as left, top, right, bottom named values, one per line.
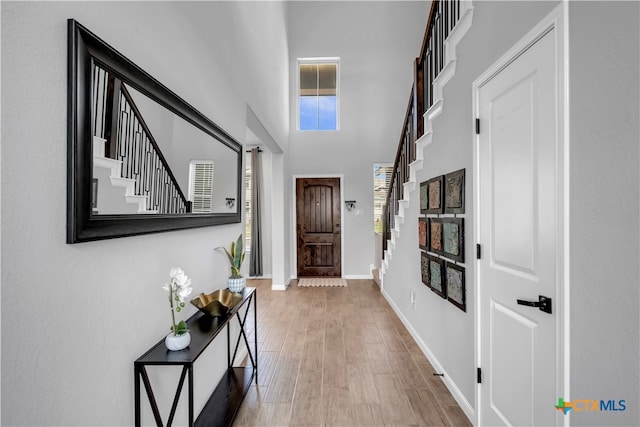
left=296, top=177, right=341, bottom=277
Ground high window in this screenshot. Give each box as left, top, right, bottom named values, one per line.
left=298, top=58, right=339, bottom=131
left=373, top=164, right=393, bottom=233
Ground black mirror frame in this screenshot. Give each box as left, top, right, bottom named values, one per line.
left=67, top=19, right=242, bottom=243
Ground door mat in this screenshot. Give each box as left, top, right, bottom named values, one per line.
left=297, top=278, right=348, bottom=287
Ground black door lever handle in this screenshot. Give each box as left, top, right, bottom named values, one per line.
left=517, top=295, right=552, bottom=314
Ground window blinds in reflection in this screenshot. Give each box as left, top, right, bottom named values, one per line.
left=189, top=160, right=214, bottom=213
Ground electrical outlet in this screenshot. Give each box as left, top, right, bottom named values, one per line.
left=410, top=291, right=415, bottom=304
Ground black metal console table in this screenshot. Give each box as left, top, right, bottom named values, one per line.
left=134, top=287, right=257, bottom=427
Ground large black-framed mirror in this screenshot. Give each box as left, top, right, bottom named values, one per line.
left=67, top=19, right=242, bottom=243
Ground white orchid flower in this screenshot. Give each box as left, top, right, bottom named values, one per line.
left=169, top=267, right=183, bottom=278
left=174, top=274, right=189, bottom=288
left=171, top=268, right=191, bottom=288
left=177, top=286, right=193, bottom=302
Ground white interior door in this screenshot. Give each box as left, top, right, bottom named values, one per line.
left=477, top=27, right=559, bottom=426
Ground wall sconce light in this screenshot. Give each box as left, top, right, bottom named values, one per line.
left=345, top=200, right=357, bottom=211
left=225, top=198, right=235, bottom=209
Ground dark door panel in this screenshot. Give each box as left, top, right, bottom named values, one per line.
left=296, top=178, right=341, bottom=277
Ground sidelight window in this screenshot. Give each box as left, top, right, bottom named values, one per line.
left=373, top=164, right=393, bottom=233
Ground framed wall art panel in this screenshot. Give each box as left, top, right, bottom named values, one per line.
left=419, top=217, right=429, bottom=250
left=428, top=218, right=444, bottom=256
left=424, top=176, right=444, bottom=214
left=444, top=168, right=465, bottom=214
left=446, top=262, right=466, bottom=312
left=420, top=251, right=430, bottom=287
left=442, top=218, right=464, bottom=262
left=420, top=181, right=428, bottom=214
left=427, top=254, right=446, bottom=299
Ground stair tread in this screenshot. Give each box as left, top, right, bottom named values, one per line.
left=93, top=156, right=122, bottom=167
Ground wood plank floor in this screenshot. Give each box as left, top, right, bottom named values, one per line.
left=235, top=279, right=472, bottom=427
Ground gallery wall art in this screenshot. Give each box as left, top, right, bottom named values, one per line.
left=418, top=168, right=467, bottom=310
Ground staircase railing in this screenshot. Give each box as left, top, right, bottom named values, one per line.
left=382, top=91, right=415, bottom=252
left=92, top=65, right=191, bottom=214
left=382, top=0, right=461, bottom=256
left=419, top=0, right=461, bottom=133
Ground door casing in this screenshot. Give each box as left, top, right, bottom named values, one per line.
left=472, top=4, right=569, bottom=426
left=291, top=174, right=345, bottom=279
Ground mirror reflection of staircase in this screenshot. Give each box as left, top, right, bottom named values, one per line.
left=91, top=64, right=191, bottom=216
left=92, top=136, right=158, bottom=215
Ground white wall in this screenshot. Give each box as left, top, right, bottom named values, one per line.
left=569, top=2, right=639, bottom=426
left=286, top=1, right=429, bottom=278
left=1, top=1, right=288, bottom=425
left=271, top=151, right=290, bottom=287
left=383, top=0, right=560, bottom=417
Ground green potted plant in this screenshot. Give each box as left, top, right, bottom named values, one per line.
left=217, top=234, right=246, bottom=292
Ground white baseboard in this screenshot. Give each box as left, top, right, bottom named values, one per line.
left=248, top=274, right=272, bottom=279
left=271, top=277, right=294, bottom=291
left=381, top=289, right=476, bottom=424
left=343, top=274, right=373, bottom=279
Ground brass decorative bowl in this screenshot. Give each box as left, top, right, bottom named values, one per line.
left=190, top=289, right=242, bottom=317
